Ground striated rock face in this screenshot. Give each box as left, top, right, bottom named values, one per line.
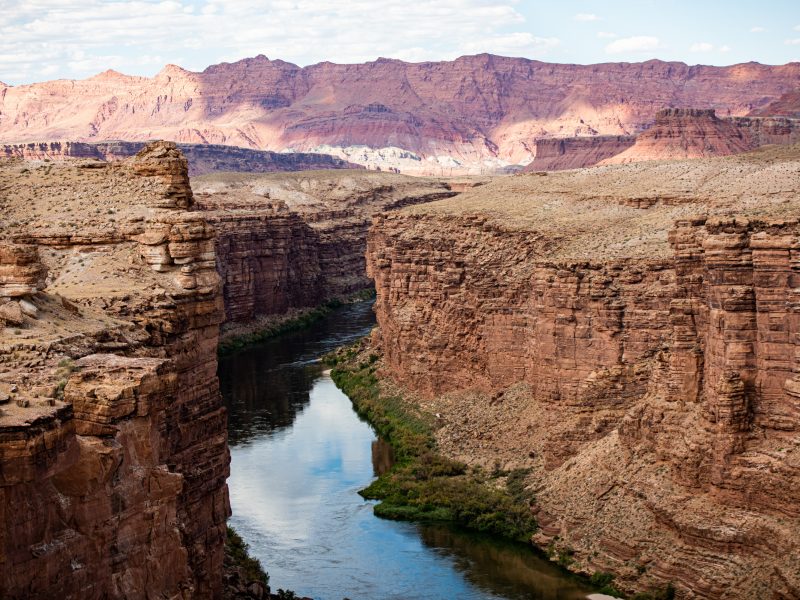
left=524, top=136, right=636, bottom=171
left=0, top=140, right=360, bottom=176
left=602, top=108, right=800, bottom=165
left=0, top=243, right=45, bottom=298
left=192, top=171, right=456, bottom=328
left=1, top=55, right=798, bottom=173
left=0, top=142, right=229, bottom=599
left=366, top=145, right=800, bottom=598
left=748, top=89, right=800, bottom=118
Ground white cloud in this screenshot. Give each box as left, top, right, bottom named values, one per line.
left=0, top=0, right=542, bottom=84
left=795, top=24, right=800, bottom=31
left=750, top=26, right=766, bottom=33
left=597, top=31, right=618, bottom=39
left=461, top=33, right=560, bottom=57
left=690, top=42, right=714, bottom=52
left=786, top=38, right=800, bottom=46
left=605, top=36, right=661, bottom=54
left=719, top=45, right=732, bottom=53
left=574, top=13, right=600, bottom=22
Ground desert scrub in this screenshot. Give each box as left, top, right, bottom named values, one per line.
left=326, top=341, right=538, bottom=543
left=225, top=526, right=269, bottom=588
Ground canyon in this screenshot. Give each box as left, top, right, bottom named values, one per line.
left=366, top=144, right=800, bottom=598
left=191, top=170, right=454, bottom=339
left=1, top=55, right=799, bottom=173
left=0, top=142, right=457, bottom=598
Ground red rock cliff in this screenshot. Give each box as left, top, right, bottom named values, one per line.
left=1, top=55, right=798, bottom=171
left=366, top=146, right=800, bottom=598
left=191, top=171, right=456, bottom=331
left=0, top=142, right=228, bottom=599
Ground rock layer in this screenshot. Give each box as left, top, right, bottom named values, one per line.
left=524, top=135, right=636, bottom=171
left=1, top=55, right=798, bottom=172
left=192, top=171, right=456, bottom=327
left=0, top=142, right=228, bottom=599
left=0, top=140, right=360, bottom=176
left=366, top=145, right=800, bottom=598
left=602, top=108, right=800, bottom=165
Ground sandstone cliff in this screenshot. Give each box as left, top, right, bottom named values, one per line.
left=192, top=171, right=456, bottom=332
left=602, top=108, right=800, bottom=165
left=523, top=136, right=636, bottom=171
left=366, top=145, right=800, bottom=598
left=0, top=143, right=229, bottom=598
left=1, top=55, right=798, bottom=173
left=0, top=140, right=360, bottom=176
left=748, top=89, right=800, bottom=117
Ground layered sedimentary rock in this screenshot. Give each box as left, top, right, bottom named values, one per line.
left=524, top=109, right=800, bottom=171
left=602, top=108, right=800, bottom=165
left=1, top=55, right=798, bottom=172
left=366, top=145, right=800, bottom=598
left=523, top=136, right=636, bottom=171
left=192, top=171, right=455, bottom=327
left=0, top=140, right=359, bottom=176
left=749, top=89, right=800, bottom=117
left=0, top=142, right=229, bottom=599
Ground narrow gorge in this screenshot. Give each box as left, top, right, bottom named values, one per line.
left=0, top=143, right=459, bottom=598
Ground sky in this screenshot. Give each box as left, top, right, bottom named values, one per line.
left=1, top=0, right=799, bottom=85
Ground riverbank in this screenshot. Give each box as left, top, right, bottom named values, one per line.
left=326, top=339, right=539, bottom=542
left=219, top=289, right=375, bottom=355
left=326, top=339, right=679, bottom=600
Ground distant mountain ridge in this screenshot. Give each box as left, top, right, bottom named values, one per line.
left=1, top=54, right=798, bottom=174
left=0, top=140, right=362, bottom=176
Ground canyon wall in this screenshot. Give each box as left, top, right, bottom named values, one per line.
left=0, top=143, right=229, bottom=598
left=526, top=109, right=800, bottom=171
left=366, top=146, right=800, bottom=598
left=192, top=171, right=456, bottom=329
left=1, top=55, right=798, bottom=172
left=524, top=135, right=636, bottom=171
left=0, top=140, right=360, bottom=176
left=602, top=108, right=800, bottom=165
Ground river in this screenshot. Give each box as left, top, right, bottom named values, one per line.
left=219, top=301, right=592, bottom=600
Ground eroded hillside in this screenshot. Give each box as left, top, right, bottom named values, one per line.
left=366, top=145, right=800, bottom=598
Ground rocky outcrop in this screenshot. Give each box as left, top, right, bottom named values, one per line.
left=524, top=136, right=636, bottom=171
left=365, top=146, right=800, bottom=598
left=602, top=108, right=800, bottom=165
left=748, top=89, right=800, bottom=117
left=0, top=140, right=360, bottom=176
left=0, top=142, right=229, bottom=599
left=192, top=171, right=456, bottom=328
left=1, top=55, right=798, bottom=173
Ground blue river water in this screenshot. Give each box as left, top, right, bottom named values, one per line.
left=219, top=301, right=591, bottom=600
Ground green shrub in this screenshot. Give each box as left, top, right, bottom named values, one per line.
left=327, top=344, right=538, bottom=543
left=225, top=526, right=269, bottom=587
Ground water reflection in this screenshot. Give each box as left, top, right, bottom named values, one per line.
left=418, top=525, right=590, bottom=600
left=219, top=301, right=377, bottom=445
left=221, top=301, right=591, bottom=600
left=371, top=438, right=395, bottom=477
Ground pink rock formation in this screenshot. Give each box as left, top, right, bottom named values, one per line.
left=1, top=55, right=798, bottom=171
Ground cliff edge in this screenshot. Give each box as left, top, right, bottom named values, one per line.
left=0, top=142, right=229, bottom=598
left=366, top=145, right=800, bottom=598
